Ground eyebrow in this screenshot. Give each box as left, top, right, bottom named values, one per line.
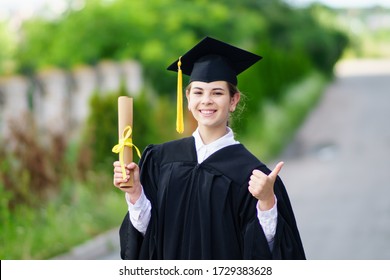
left=192, top=87, right=226, bottom=91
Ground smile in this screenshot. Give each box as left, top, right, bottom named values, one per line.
left=199, top=110, right=217, bottom=116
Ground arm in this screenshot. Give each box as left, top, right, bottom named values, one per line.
left=256, top=197, right=278, bottom=250
left=125, top=190, right=151, bottom=235
left=114, top=161, right=151, bottom=235
left=249, top=162, right=283, bottom=250
left=248, top=162, right=306, bottom=259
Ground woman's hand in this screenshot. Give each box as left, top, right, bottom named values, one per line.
left=113, top=161, right=142, bottom=204
left=248, top=161, right=284, bottom=211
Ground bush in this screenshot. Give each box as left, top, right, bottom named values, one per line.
left=0, top=111, right=126, bottom=259
left=0, top=113, right=68, bottom=208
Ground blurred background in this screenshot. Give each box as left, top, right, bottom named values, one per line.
left=0, top=0, right=389, bottom=260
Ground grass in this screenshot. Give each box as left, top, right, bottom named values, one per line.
left=0, top=173, right=126, bottom=260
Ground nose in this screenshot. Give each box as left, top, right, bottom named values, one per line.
left=201, top=93, right=213, bottom=104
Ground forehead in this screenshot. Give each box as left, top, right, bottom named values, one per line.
left=190, top=81, right=228, bottom=90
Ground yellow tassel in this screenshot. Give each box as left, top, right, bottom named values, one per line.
left=176, top=56, right=184, bottom=134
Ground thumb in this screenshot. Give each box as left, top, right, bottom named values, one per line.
left=269, top=161, right=284, bottom=180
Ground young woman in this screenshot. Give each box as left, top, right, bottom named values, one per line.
left=113, top=37, right=305, bottom=260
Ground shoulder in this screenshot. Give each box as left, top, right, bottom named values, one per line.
left=140, top=137, right=195, bottom=166
left=213, top=144, right=265, bottom=168
left=205, top=144, right=268, bottom=184
left=160, top=137, right=194, bottom=153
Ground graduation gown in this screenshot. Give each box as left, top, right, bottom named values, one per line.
left=119, top=137, right=305, bottom=260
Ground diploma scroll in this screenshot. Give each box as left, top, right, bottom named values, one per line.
left=117, top=96, right=134, bottom=188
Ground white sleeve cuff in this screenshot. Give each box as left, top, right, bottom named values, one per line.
left=125, top=188, right=151, bottom=235
left=257, top=196, right=278, bottom=243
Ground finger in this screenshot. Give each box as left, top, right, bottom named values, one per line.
left=269, top=161, right=284, bottom=180
left=127, top=162, right=141, bottom=185
left=126, top=162, right=139, bottom=170
left=114, top=172, right=129, bottom=179
left=250, top=173, right=266, bottom=185
left=252, top=169, right=268, bottom=179
left=114, top=176, right=129, bottom=187
left=248, top=185, right=255, bottom=196
left=248, top=179, right=258, bottom=188
left=114, top=166, right=130, bottom=175
left=248, top=184, right=257, bottom=194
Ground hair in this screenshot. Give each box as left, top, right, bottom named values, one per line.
left=227, top=82, right=246, bottom=125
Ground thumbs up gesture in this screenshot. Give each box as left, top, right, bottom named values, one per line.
left=248, top=161, right=284, bottom=211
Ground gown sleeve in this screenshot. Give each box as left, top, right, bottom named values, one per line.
left=119, top=144, right=159, bottom=260
left=241, top=167, right=306, bottom=260
left=271, top=176, right=306, bottom=259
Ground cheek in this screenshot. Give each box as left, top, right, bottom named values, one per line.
left=187, top=99, right=196, bottom=111
left=186, top=95, right=192, bottom=109
left=187, top=95, right=200, bottom=108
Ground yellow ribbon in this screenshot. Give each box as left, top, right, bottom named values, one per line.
left=112, top=125, right=141, bottom=180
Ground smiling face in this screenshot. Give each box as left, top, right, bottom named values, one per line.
left=186, top=81, right=240, bottom=135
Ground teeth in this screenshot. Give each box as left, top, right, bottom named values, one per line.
left=200, top=110, right=215, bottom=114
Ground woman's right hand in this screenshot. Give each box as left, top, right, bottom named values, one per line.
left=113, top=161, right=142, bottom=204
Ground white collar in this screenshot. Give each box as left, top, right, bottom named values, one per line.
left=192, top=127, right=239, bottom=163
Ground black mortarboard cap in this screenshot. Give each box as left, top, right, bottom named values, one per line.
left=167, top=36, right=262, bottom=85
left=167, top=36, right=262, bottom=134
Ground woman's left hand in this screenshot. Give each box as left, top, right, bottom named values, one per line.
left=248, top=161, right=284, bottom=211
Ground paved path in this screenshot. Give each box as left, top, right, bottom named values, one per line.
left=54, top=59, right=390, bottom=260
left=279, top=59, right=390, bottom=259
left=52, top=228, right=120, bottom=260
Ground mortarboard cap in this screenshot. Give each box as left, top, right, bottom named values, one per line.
left=167, top=36, right=262, bottom=133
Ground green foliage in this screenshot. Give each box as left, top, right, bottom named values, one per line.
left=0, top=110, right=128, bottom=259
left=13, top=0, right=349, bottom=134
left=0, top=113, right=124, bottom=259
left=84, top=90, right=120, bottom=173
left=14, top=0, right=346, bottom=85
left=0, top=176, right=125, bottom=259
left=0, top=114, right=69, bottom=208
left=243, top=71, right=327, bottom=161
left=0, top=21, right=16, bottom=75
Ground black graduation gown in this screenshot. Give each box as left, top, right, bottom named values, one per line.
left=119, top=137, right=305, bottom=260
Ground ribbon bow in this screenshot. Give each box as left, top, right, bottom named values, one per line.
left=112, top=125, right=141, bottom=180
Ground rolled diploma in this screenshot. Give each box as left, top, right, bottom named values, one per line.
left=118, top=96, right=133, bottom=188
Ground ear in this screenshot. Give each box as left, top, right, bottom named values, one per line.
left=230, top=92, right=240, bottom=112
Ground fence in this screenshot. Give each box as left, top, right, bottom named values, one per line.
left=0, top=60, right=142, bottom=141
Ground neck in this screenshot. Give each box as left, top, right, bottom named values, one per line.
left=198, top=126, right=228, bottom=145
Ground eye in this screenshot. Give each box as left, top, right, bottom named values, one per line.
left=213, top=91, right=224, bottom=96
left=192, top=91, right=202, bottom=95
